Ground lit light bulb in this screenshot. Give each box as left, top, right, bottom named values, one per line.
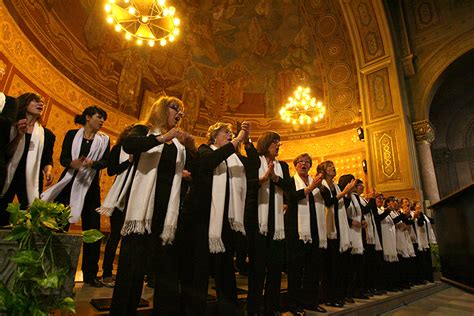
left=128, top=6, right=136, bottom=15
left=169, top=35, right=175, bottom=42
left=173, top=28, right=180, bottom=35
left=160, top=39, right=167, bottom=46
left=114, top=24, right=121, bottom=32
left=158, top=0, right=165, bottom=5
left=173, top=18, right=181, bottom=26
left=105, top=4, right=112, bottom=12
left=163, top=8, right=169, bottom=16
left=107, top=16, right=114, bottom=24
left=141, top=16, right=149, bottom=23
left=169, top=6, right=176, bottom=16
left=137, top=39, right=143, bottom=45
left=148, top=40, right=155, bottom=47
left=125, top=33, right=132, bottom=40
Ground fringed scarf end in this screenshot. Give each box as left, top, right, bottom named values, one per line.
left=160, top=225, right=177, bottom=245
left=209, top=237, right=226, bottom=254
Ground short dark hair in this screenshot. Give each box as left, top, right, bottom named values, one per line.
left=384, top=196, right=396, bottom=208
left=256, top=131, right=280, bottom=156
left=355, top=179, right=364, bottom=186
left=338, top=174, right=355, bottom=191
left=74, top=105, right=107, bottom=125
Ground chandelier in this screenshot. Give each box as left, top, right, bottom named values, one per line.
left=104, top=0, right=181, bottom=47
left=280, top=86, right=325, bottom=125
left=279, top=0, right=325, bottom=127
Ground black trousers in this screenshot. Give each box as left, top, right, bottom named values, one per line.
left=55, top=182, right=101, bottom=281
left=191, top=224, right=239, bottom=316
left=287, top=238, right=323, bottom=310
left=246, top=227, right=285, bottom=314
left=347, top=253, right=365, bottom=297
left=363, top=245, right=383, bottom=291
left=110, top=233, right=181, bottom=316
left=80, top=205, right=102, bottom=281
left=102, top=208, right=125, bottom=278
left=0, top=177, right=29, bottom=226
left=324, top=239, right=349, bottom=303
left=383, top=260, right=398, bottom=290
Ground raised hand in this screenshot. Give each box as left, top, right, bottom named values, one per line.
left=177, top=131, right=197, bottom=152
left=16, top=119, right=27, bottom=137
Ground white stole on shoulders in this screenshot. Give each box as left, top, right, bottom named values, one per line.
left=258, top=156, right=285, bottom=240
left=41, top=128, right=109, bottom=223
left=2, top=122, right=44, bottom=205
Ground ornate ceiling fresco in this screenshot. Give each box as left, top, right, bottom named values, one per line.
left=4, top=0, right=361, bottom=138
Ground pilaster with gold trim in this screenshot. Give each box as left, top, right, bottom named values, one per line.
left=412, top=120, right=440, bottom=202
left=339, top=0, right=421, bottom=198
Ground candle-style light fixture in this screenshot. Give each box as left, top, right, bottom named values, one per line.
left=279, top=0, right=325, bottom=126
left=104, top=0, right=181, bottom=47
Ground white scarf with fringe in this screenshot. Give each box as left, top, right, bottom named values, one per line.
left=258, top=156, right=285, bottom=240
left=348, top=193, right=364, bottom=254
left=294, top=173, right=326, bottom=247
left=208, top=145, right=246, bottom=253
left=393, top=211, right=416, bottom=258
left=120, top=128, right=185, bottom=246
left=358, top=196, right=382, bottom=251
left=41, top=128, right=109, bottom=223
left=2, top=122, right=44, bottom=205
left=96, top=147, right=133, bottom=216
left=322, top=179, right=351, bottom=253
left=415, top=213, right=437, bottom=251
left=379, top=207, right=398, bottom=262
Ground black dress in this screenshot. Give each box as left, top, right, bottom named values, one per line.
left=0, top=127, right=55, bottom=226
left=54, top=129, right=110, bottom=283
left=110, top=125, right=192, bottom=316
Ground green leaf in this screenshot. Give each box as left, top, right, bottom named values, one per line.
left=56, top=297, right=75, bottom=313
left=39, top=216, right=59, bottom=231
left=10, top=250, right=39, bottom=265
left=37, top=273, right=59, bottom=289
left=4, top=226, right=29, bottom=241
left=82, top=229, right=104, bottom=243
left=6, top=202, right=20, bottom=214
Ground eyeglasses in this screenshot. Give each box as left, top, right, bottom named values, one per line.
left=168, top=103, right=181, bottom=113
left=296, top=160, right=311, bottom=165
left=272, top=139, right=281, bottom=145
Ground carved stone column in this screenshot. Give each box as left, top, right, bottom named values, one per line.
left=412, top=120, right=440, bottom=202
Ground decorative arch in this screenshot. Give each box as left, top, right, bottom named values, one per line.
left=413, top=33, right=474, bottom=121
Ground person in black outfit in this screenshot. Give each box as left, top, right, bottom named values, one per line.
left=246, top=131, right=292, bottom=316
left=41, top=105, right=110, bottom=287
left=316, top=161, right=355, bottom=308
left=0, top=93, right=55, bottom=225
left=0, top=92, right=18, bottom=198
left=353, top=181, right=384, bottom=296
left=285, top=153, right=326, bottom=315
left=188, top=121, right=252, bottom=315
left=411, top=201, right=435, bottom=283
left=97, top=125, right=135, bottom=287
left=110, top=96, right=197, bottom=316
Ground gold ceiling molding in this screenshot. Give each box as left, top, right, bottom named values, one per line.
left=0, top=2, right=135, bottom=133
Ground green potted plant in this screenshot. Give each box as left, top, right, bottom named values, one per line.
left=0, top=199, right=103, bottom=315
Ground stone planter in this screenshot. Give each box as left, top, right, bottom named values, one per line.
left=0, top=229, right=82, bottom=298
